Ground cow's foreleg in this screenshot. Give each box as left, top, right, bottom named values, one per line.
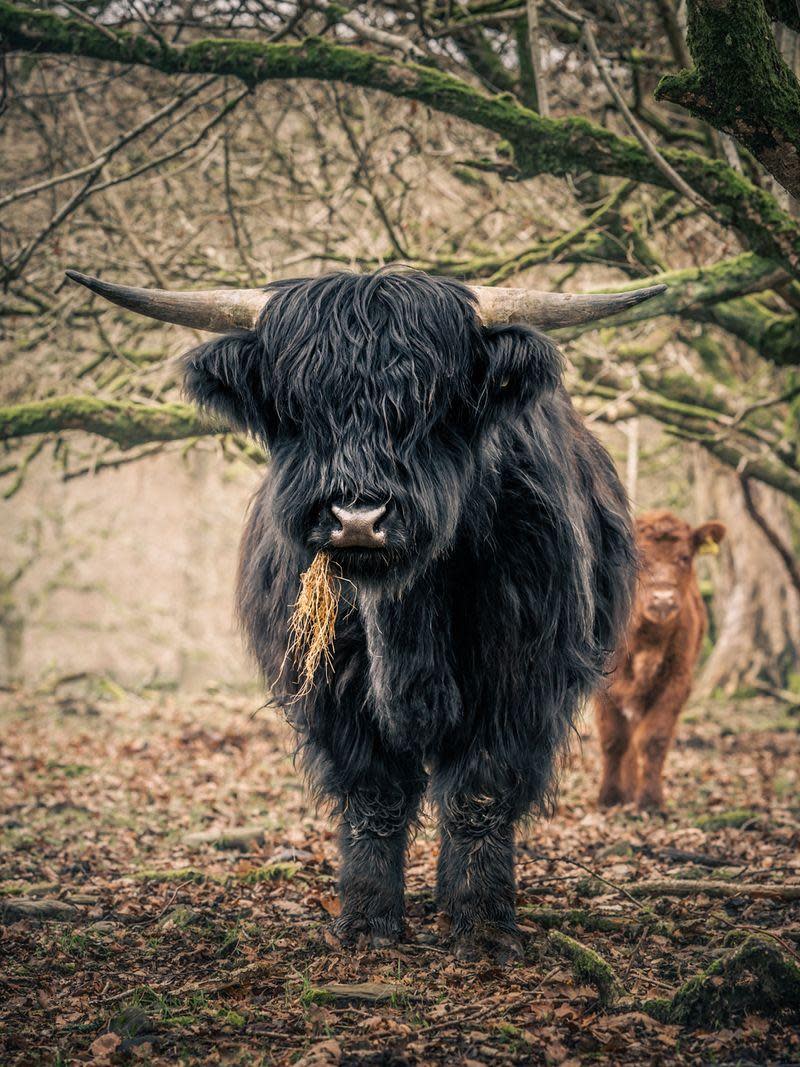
left=595, top=693, right=634, bottom=806
left=632, top=681, right=690, bottom=810
left=329, top=757, right=426, bottom=946
left=433, top=769, right=524, bottom=962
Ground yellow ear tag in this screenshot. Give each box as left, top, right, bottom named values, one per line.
left=698, top=537, right=719, bottom=556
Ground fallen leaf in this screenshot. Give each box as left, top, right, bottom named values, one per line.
left=89, top=1032, right=121, bottom=1060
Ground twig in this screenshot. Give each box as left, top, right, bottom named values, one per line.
left=63, top=443, right=167, bottom=481
left=483, top=179, right=634, bottom=285
left=628, top=878, right=800, bottom=901
left=558, top=856, right=648, bottom=911
left=60, top=1, right=119, bottom=43
left=309, top=0, right=428, bottom=60
left=526, top=0, right=549, bottom=116
left=0, top=77, right=217, bottom=212
left=0, top=81, right=214, bottom=282
left=332, top=90, right=411, bottom=259
left=223, top=131, right=257, bottom=285
left=88, top=89, right=249, bottom=197
left=718, top=381, right=800, bottom=437
left=71, top=96, right=168, bottom=288
left=739, top=473, right=800, bottom=595
left=544, top=0, right=713, bottom=214
left=752, top=681, right=800, bottom=706
left=124, top=880, right=194, bottom=927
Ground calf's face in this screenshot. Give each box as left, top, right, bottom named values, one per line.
left=184, top=271, right=560, bottom=586
left=635, top=511, right=726, bottom=625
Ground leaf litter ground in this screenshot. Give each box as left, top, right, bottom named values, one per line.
left=1, top=686, right=798, bottom=1065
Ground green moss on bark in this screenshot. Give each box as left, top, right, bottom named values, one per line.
left=4, top=1, right=800, bottom=278
left=662, top=934, right=800, bottom=1027
left=555, top=252, right=785, bottom=340
left=0, top=397, right=212, bottom=448
left=548, top=930, right=624, bottom=1006
left=656, top=0, right=800, bottom=198
left=701, top=296, right=800, bottom=366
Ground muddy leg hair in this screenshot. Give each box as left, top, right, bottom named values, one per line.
left=333, top=776, right=425, bottom=944
left=436, top=794, right=518, bottom=941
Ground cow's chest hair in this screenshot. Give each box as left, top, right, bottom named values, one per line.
left=358, top=593, right=393, bottom=714
left=629, top=647, right=666, bottom=693
left=357, top=588, right=461, bottom=750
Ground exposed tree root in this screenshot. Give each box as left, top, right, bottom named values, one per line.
left=627, top=879, right=800, bottom=901
left=548, top=930, right=624, bottom=1006
left=520, top=906, right=654, bottom=935
left=642, top=934, right=800, bottom=1027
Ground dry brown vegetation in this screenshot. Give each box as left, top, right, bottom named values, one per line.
left=2, top=685, right=798, bottom=1065
left=288, top=553, right=344, bottom=698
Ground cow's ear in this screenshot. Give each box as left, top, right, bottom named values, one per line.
left=481, top=324, right=562, bottom=408
left=183, top=330, right=265, bottom=435
left=692, top=521, right=726, bottom=555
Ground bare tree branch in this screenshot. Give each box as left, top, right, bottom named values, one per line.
left=4, top=1, right=800, bottom=281
left=739, top=473, right=800, bottom=594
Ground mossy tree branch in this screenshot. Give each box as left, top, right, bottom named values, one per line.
left=0, top=396, right=213, bottom=449
left=697, top=295, right=800, bottom=366
left=569, top=352, right=800, bottom=501
left=548, top=930, right=624, bottom=1006
left=4, top=362, right=798, bottom=501
left=656, top=0, right=800, bottom=199
left=645, top=934, right=800, bottom=1027
left=4, top=2, right=800, bottom=280
left=553, top=252, right=789, bottom=343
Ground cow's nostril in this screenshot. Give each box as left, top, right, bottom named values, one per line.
left=329, top=504, right=388, bottom=549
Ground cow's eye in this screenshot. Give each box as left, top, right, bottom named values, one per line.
left=679, top=554, right=691, bottom=565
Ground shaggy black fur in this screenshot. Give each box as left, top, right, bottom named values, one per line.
left=184, top=269, right=635, bottom=955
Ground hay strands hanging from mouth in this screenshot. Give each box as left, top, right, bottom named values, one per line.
left=287, top=552, right=345, bottom=698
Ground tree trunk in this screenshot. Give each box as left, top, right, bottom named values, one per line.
left=693, top=452, right=800, bottom=695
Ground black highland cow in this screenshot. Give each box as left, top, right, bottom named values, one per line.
left=66, top=266, right=662, bottom=958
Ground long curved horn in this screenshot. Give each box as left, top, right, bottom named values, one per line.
left=64, top=270, right=270, bottom=333
left=65, top=269, right=666, bottom=332
left=470, top=283, right=667, bottom=329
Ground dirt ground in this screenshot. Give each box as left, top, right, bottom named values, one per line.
left=1, top=684, right=798, bottom=1066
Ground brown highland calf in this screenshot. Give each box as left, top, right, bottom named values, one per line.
left=596, top=510, right=726, bottom=810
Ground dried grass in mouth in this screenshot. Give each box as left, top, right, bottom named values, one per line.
left=287, top=552, right=342, bottom=697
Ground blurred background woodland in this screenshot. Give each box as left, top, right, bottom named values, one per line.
left=1, top=0, right=799, bottom=696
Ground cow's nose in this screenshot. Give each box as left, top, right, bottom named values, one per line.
left=652, top=589, right=676, bottom=605
left=329, top=504, right=387, bottom=548
left=647, top=587, right=678, bottom=620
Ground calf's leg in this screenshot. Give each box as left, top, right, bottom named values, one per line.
left=631, top=682, right=689, bottom=810
left=595, top=693, right=633, bottom=806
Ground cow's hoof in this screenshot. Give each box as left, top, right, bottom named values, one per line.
left=452, top=924, right=524, bottom=965
left=328, top=914, right=402, bottom=948
left=598, top=786, right=627, bottom=808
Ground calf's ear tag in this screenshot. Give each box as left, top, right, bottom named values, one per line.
left=698, top=537, right=719, bottom=556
